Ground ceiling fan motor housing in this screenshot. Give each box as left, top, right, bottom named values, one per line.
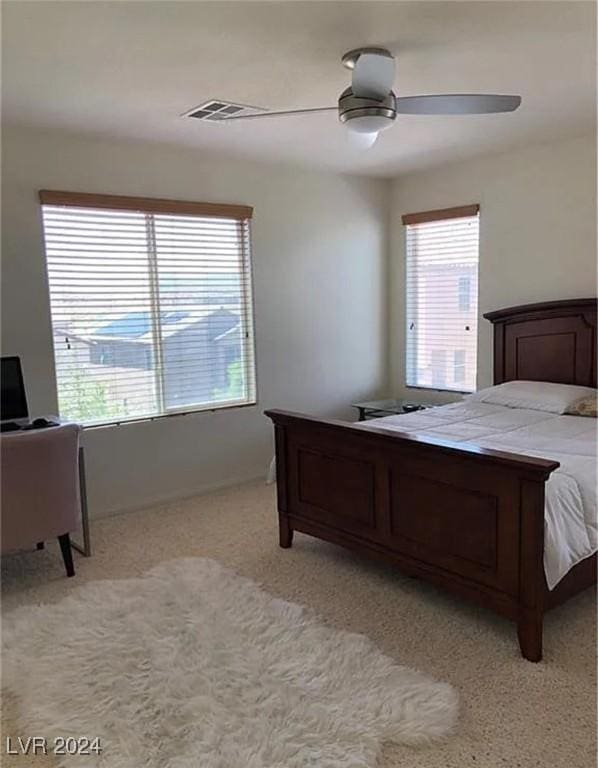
left=338, top=87, right=397, bottom=132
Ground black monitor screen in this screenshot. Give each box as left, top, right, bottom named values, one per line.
left=1, top=357, right=29, bottom=421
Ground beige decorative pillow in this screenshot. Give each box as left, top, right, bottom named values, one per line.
left=566, top=394, right=598, bottom=417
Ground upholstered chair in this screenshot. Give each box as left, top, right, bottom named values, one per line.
left=1, top=424, right=81, bottom=576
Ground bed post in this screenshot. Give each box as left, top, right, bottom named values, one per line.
left=517, top=478, right=547, bottom=662
left=274, top=423, right=293, bottom=548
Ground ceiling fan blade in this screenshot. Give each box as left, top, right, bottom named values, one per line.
left=352, top=53, right=395, bottom=100
left=218, top=107, right=337, bottom=122
left=395, top=94, right=522, bottom=115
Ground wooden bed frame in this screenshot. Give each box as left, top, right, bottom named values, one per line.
left=266, top=298, right=597, bottom=661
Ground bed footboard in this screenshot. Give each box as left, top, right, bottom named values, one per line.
left=266, top=409, right=561, bottom=661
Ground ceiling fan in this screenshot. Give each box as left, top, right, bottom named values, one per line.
left=219, top=47, right=522, bottom=147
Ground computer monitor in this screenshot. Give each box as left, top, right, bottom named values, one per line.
left=1, top=356, right=29, bottom=421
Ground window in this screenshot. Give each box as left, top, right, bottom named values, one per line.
left=40, top=191, right=256, bottom=426
left=403, top=204, right=479, bottom=393
left=457, top=276, right=471, bottom=312
left=453, top=349, right=466, bottom=385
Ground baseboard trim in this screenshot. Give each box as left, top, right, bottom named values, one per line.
left=90, top=472, right=268, bottom=520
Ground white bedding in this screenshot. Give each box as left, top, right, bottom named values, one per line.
left=362, top=401, right=597, bottom=589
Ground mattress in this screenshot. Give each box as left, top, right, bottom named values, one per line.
left=361, top=401, right=597, bottom=589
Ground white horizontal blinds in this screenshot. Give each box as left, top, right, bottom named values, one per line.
left=43, top=206, right=159, bottom=423
left=41, top=192, right=255, bottom=426
left=404, top=205, right=479, bottom=393
left=152, top=214, right=256, bottom=411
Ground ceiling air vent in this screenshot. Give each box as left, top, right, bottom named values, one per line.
left=183, top=100, right=265, bottom=122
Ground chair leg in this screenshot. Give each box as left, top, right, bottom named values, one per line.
left=58, top=533, right=75, bottom=577
left=36, top=541, right=44, bottom=550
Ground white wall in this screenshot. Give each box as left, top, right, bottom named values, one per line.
left=4, top=128, right=594, bottom=515
left=389, top=133, right=597, bottom=402
left=1, top=126, right=389, bottom=515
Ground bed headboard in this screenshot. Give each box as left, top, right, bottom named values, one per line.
left=484, top=298, right=597, bottom=388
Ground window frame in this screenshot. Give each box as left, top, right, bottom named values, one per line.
left=39, top=190, right=257, bottom=428
left=402, top=204, right=480, bottom=395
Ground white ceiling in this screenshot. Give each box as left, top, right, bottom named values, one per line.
left=2, top=1, right=596, bottom=178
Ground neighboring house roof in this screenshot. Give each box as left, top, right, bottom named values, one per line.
left=96, top=310, right=187, bottom=339
left=56, top=306, right=240, bottom=345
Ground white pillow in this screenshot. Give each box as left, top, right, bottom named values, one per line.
left=466, top=381, right=598, bottom=414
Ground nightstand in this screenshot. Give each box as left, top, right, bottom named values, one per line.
left=351, top=398, right=433, bottom=421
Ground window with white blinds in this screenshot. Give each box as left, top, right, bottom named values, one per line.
left=40, top=191, right=256, bottom=426
left=403, top=205, right=480, bottom=393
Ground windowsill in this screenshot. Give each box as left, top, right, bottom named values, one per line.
left=80, top=399, right=258, bottom=430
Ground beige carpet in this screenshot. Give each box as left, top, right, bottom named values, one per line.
left=1, top=480, right=596, bottom=767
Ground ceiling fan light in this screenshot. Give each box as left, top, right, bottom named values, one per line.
left=344, top=113, right=392, bottom=133
left=346, top=131, right=379, bottom=149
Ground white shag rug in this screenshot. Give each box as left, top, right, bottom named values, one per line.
left=3, top=558, right=458, bottom=767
